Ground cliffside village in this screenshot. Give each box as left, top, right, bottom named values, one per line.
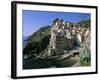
left=23, top=18, right=91, bottom=69
left=24, top=18, right=90, bottom=60
left=46, top=18, right=90, bottom=56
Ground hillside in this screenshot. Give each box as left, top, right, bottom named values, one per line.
left=78, top=20, right=91, bottom=27
left=23, top=25, right=51, bottom=55
left=28, top=26, right=51, bottom=41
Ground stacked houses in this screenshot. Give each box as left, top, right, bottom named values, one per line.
left=47, top=18, right=90, bottom=56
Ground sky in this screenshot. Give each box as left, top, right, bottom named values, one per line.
left=22, top=10, right=90, bottom=37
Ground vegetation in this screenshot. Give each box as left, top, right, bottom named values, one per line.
left=28, top=26, right=51, bottom=42
left=23, top=25, right=51, bottom=56
left=78, top=20, right=91, bottom=28
left=80, top=47, right=91, bottom=66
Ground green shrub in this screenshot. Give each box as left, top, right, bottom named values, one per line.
left=80, top=48, right=91, bottom=66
